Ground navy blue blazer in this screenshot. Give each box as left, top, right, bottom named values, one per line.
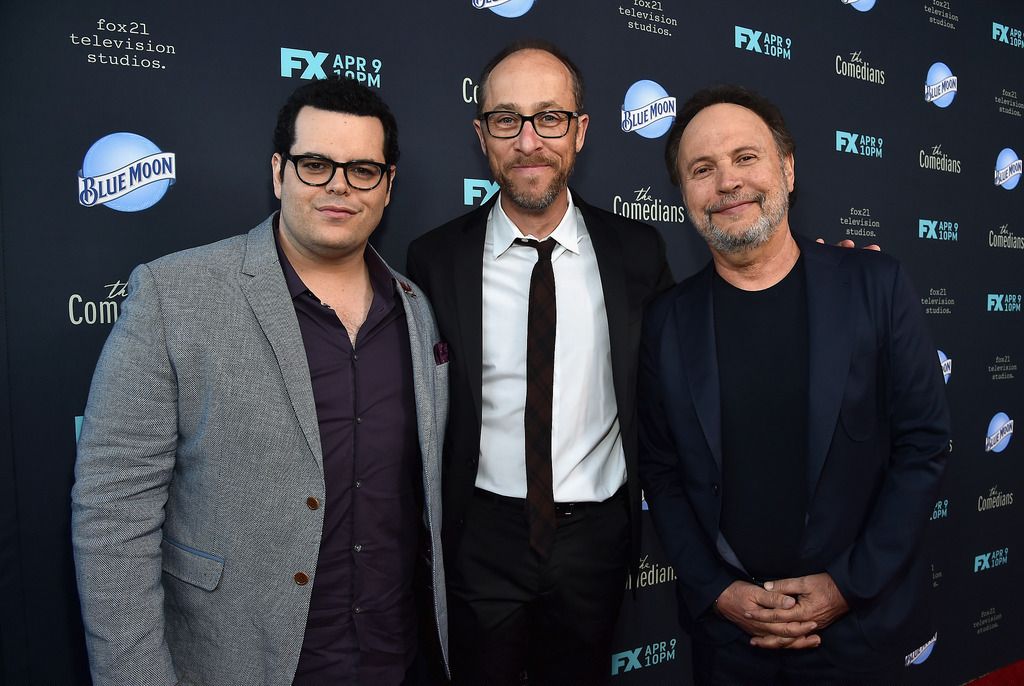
left=638, top=234, right=951, bottom=669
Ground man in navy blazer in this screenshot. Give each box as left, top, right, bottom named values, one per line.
left=639, top=85, right=951, bottom=684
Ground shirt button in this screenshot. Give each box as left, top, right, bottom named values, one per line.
left=353, top=354, right=359, bottom=361
left=294, top=572, right=310, bottom=586
left=354, top=480, right=362, bottom=489
left=353, top=606, right=362, bottom=614
left=306, top=497, right=320, bottom=510
left=711, top=483, right=721, bottom=496
left=356, top=417, right=362, bottom=424
left=353, top=544, right=363, bottom=552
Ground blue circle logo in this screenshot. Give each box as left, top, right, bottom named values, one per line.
left=621, top=80, right=676, bottom=140
left=986, top=412, right=1013, bottom=453
left=995, top=148, right=1021, bottom=190
left=846, top=0, right=876, bottom=11
left=472, top=0, right=534, bottom=18
left=937, top=350, right=951, bottom=384
left=78, top=132, right=176, bottom=212
left=924, top=62, right=957, bottom=108
left=909, top=638, right=936, bottom=665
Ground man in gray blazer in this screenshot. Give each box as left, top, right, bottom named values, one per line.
left=72, top=77, right=448, bottom=686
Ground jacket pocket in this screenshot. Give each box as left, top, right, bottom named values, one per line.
left=838, top=351, right=880, bottom=442
left=161, top=537, right=225, bottom=591
left=839, top=403, right=876, bottom=441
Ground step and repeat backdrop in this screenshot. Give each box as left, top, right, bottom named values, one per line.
left=1, top=1, right=1021, bottom=684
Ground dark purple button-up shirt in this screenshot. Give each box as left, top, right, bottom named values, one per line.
left=276, top=231, right=422, bottom=684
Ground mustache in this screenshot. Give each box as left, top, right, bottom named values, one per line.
left=707, top=192, right=766, bottom=214
left=503, top=154, right=558, bottom=170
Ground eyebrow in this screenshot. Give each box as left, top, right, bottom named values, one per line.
left=684, top=145, right=765, bottom=169
left=292, top=151, right=386, bottom=164
left=487, top=101, right=564, bottom=113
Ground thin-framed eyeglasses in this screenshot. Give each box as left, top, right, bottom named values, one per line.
left=479, top=110, right=580, bottom=139
left=284, top=153, right=390, bottom=190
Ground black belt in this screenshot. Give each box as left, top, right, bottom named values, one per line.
left=473, top=485, right=626, bottom=518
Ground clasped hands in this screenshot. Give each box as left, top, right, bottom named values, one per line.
left=714, top=573, right=849, bottom=649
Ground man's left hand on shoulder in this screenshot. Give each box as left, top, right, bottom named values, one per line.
left=816, top=238, right=881, bottom=251
left=745, top=573, right=850, bottom=648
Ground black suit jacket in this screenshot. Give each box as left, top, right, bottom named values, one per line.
left=407, top=191, right=672, bottom=574
left=638, top=234, right=951, bottom=670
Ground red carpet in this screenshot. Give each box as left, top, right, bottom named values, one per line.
left=969, top=659, right=1024, bottom=685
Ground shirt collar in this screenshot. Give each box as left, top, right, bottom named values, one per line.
left=490, top=191, right=580, bottom=259
left=273, top=213, right=396, bottom=310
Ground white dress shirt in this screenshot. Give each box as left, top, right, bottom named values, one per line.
left=477, top=193, right=626, bottom=502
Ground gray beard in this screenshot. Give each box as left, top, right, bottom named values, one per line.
left=504, top=179, right=562, bottom=211
left=688, top=188, right=788, bottom=254
left=496, top=156, right=575, bottom=212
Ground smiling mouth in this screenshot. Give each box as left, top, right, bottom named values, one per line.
left=317, top=205, right=357, bottom=217
left=508, top=156, right=554, bottom=173
left=710, top=194, right=764, bottom=215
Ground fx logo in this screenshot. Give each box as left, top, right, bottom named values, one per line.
left=281, top=48, right=328, bottom=79
left=836, top=130, right=859, bottom=153
left=611, top=648, right=642, bottom=675
left=919, top=220, right=938, bottom=239
left=988, top=294, right=1004, bottom=311
left=974, top=553, right=991, bottom=571
left=464, top=178, right=499, bottom=206
left=734, top=26, right=762, bottom=52
left=993, top=23, right=1009, bottom=43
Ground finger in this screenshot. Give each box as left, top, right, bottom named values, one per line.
left=764, top=578, right=806, bottom=596
left=751, top=633, right=821, bottom=650
left=752, top=587, right=796, bottom=610
left=784, top=635, right=822, bottom=650
left=815, top=238, right=825, bottom=244
left=748, top=620, right=817, bottom=637
left=745, top=607, right=805, bottom=623
left=750, top=634, right=797, bottom=649
left=865, top=244, right=881, bottom=251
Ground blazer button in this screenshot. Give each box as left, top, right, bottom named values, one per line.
left=711, top=483, right=721, bottom=496
left=306, top=497, right=320, bottom=510
left=294, top=572, right=310, bottom=586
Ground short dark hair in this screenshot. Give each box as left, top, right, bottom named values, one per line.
left=664, top=85, right=795, bottom=187
left=273, top=76, right=399, bottom=178
left=476, top=39, right=585, bottom=118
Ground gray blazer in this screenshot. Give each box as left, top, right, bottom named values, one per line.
left=72, top=215, right=449, bottom=686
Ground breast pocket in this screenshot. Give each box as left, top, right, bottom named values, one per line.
left=838, top=346, right=882, bottom=442
left=161, top=537, right=224, bottom=591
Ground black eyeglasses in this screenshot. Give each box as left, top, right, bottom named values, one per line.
left=284, top=153, right=390, bottom=190
left=479, top=110, right=580, bottom=139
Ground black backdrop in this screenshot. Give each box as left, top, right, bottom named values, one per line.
left=1, top=1, right=1022, bottom=684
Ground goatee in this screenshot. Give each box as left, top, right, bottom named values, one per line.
left=496, top=155, right=574, bottom=211
left=688, top=187, right=788, bottom=254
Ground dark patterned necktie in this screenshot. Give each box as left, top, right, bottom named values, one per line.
left=516, top=238, right=557, bottom=557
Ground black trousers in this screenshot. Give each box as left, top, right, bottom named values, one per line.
left=447, top=487, right=630, bottom=686
left=692, top=633, right=907, bottom=686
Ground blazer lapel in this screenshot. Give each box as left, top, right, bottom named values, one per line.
left=239, top=217, right=324, bottom=474
left=577, top=197, right=630, bottom=420
left=379, top=249, right=438, bottom=463
left=801, top=237, right=853, bottom=498
left=677, top=265, right=723, bottom=471
left=454, top=206, right=487, bottom=426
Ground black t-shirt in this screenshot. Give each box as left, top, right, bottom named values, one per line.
left=713, top=256, right=809, bottom=580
